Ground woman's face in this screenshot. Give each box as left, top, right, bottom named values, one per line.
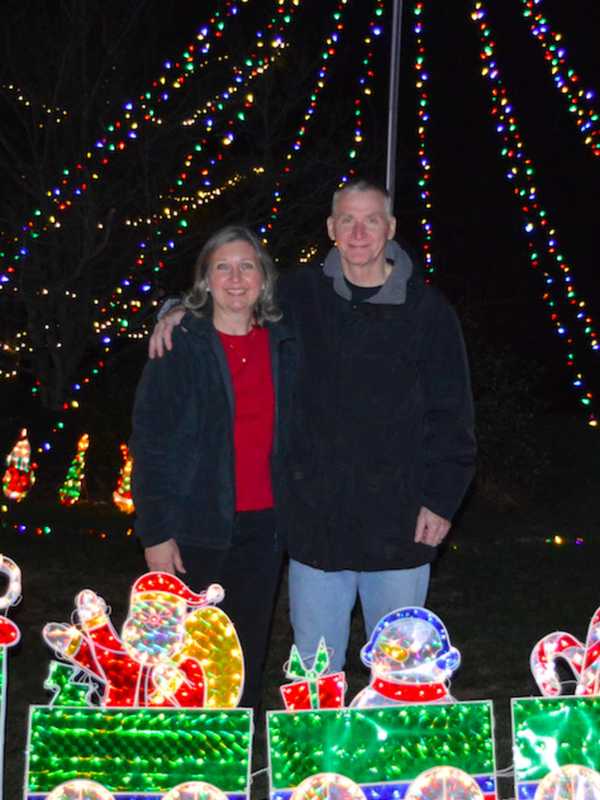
left=207, top=240, right=264, bottom=323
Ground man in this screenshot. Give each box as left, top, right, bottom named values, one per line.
left=149, top=179, right=476, bottom=672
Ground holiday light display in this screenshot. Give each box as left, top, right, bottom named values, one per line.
left=413, top=2, right=435, bottom=274
left=470, top=2, right=598, bottom=426
left=42, top=573, right=243, bottom=708
left=2, top=428, right=36, bottom=501
left=405, top=767, right=486, bottom=800
left=280, top=639, right=345, bottom=711
left=262, top=0, right=385, bottom=243
left=0, top=554, right=22, bottom=800
left=28, top=572, right=251, bottom=798
left=534, top=766, right=600, bottom=800
left=351, top=607, right=461, bottom=707
left=25, top=706, right=252, bottom=799
left=530, top=607, right=600, bottom=697
left=260, top=0, right=351, bottom=242
left=268, top=701, right=497, bottom=800
left=44, top=661, right=93, bottom=707
left=45, top=781, right=115, bottom=800
left=519, top=0, right=600, bottom=158
left=58, top=433, right=89, bottom=506
left=96, top=0, right=300, bottom=338
left=112, top=443, right=134, bottom=514
left=9, top=2, right=302, bottom=448
left=512, top=696, right=600, bottom=800
left=290, top=774, right=366, bottom=800
left=0, top=1, right=246, bottom=289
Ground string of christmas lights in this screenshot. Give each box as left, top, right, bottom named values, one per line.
left=260, top=0, right=352, bottom=241
left=3, top=9, right=296, bottom=374
left=1, top=83, right=70, bottom=125
left=262, top=0, right=386, bottom=247
left=94, top=2, right=299, bottom=338
left=23, top=2, right=303, bottom=455
left=519, top=0, right=600, bottom=158
left=0, top=0, right=246, bottom=291
left=413, top=2, right=435, bottom=274
left=2, top=1, right=298, bottom=389
left=470, top=2, right=598, bottom=426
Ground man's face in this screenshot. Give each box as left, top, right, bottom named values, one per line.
left=327, top=189, right=396, bottom=274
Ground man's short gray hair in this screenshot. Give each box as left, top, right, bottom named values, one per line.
left=184, top=225, right=282, bottom=325
left=331, top=179, right=393, bottom=218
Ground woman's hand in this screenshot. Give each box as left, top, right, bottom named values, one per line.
left=144, top=538, right=186, bottom=574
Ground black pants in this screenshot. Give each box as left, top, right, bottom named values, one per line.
left=179, top=509, right=283, bottom=711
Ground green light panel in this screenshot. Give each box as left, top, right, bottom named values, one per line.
left=26, top=706, right=252, bottom=794
left=268, top=701, right=495, bottom=790
left=513, top=696, right=600, bottom=782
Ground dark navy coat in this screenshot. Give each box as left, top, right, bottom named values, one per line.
left=130, top=313, right=296, bottom=549
left=279, top=246, right=476, bottom=571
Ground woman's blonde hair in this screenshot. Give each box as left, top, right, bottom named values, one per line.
left=184, top=225, right=282, bottom=324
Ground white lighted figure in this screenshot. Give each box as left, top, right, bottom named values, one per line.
left=290, top=773, right=367, bottom=800
left=531, top=607, right=600, bottom=696
left=43, top=572, right=244, bottom=708
left=162, top=781, right=229, bottom=800
left=351, top=607, right=460, bottom=707
left=405, top=767, right=485, bottom=800
left=46, top=779, right=115, bottom=800
left=533, top=765, right=600, bottom=800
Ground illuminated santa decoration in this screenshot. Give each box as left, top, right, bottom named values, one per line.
left=43, top=572, right=244, bottom=708
left=2, top=428, right=36, bottom=502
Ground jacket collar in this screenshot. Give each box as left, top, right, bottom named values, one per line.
left=322, top=239, right=414, bottom=305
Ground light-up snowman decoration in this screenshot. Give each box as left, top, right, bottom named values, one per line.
left=351, top=607, right=461, bottom=708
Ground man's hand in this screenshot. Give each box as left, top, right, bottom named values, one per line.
left=148, top=305, right=186, bottom=359
left=414, top=506, right=451, bottom=547
left=144, top=538, right=186, bottom=574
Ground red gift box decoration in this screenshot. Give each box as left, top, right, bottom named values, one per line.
left=280, top=637, right=346, bottom=710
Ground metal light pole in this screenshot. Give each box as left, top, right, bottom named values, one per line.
left=386, top=0, right=404, bottom=209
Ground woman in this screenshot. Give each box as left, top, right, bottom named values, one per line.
left=130, top=225, right=295, bottom=710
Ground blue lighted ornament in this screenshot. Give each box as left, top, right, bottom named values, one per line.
left=351, top=607, right=460, bottom=707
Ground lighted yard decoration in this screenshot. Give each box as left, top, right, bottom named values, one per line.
left=512, top=696, right=600, bottom=800
left=271, top=608, right=494, bottom=800
left=58, top=433, right=90, bottom=506
left=112, top=443, right=134, bottom=514
left=43, top=572, right=244, bottom=707
left=25, top=705, right=253, bottom=800
left=0, top=554, right=21, bottom=800
left=267, top=702, right=497, bottom=800
left=351, top=607, right=461, bottom=707
left=530, top=607, right=600, bottom=696
left=25, top=572, right=252, bottom=800
left=280, top=638, right=346, bottom=711
left=2, top=428, right=36, bottom=501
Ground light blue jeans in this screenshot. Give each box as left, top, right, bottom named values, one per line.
left=288, top=559, right=431, bottom=672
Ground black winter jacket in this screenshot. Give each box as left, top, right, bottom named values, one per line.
left=130, top=314, right=296, bottom=549
left=279, top=241, right=476, bottom=571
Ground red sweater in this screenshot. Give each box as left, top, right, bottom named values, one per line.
left=218, top=327, right=275, bottom=511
